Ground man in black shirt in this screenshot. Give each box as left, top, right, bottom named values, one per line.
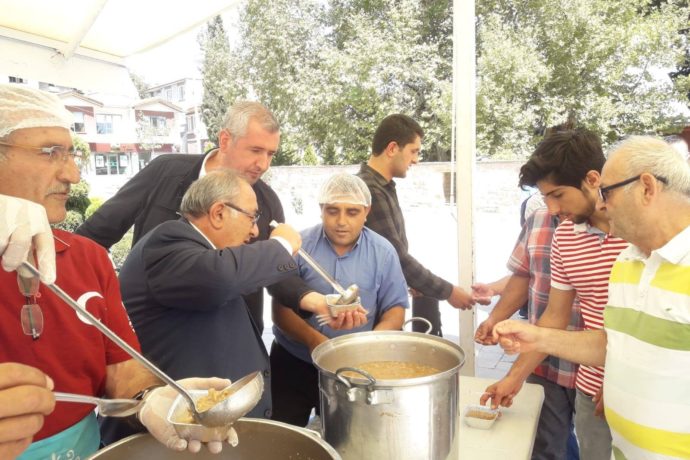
left=357, top=114, right=474, bottom=335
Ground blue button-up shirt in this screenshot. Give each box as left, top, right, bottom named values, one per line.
left=273, top=225, right=409, bottom=363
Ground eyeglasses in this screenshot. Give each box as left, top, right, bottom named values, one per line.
left=598, top=174, right=668, bottom=203
left=17, top=273, right=43, bottom=340
left=0, top=141, right=84, bottom=169
left=223, top=202, right=262, bottom=225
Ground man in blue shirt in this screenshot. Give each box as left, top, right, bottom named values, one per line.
left=270, top=173, right=409, bottom=426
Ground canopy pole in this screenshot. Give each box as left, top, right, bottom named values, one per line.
left=454, top=0, right=476, bottom=376
left=59, top=0, right=110, bottom=61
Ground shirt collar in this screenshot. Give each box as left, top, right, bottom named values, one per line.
left=198, top=149, right=218, bottom=179
left=360, top=163, right=395, bottom=189
left=652, top=224, right=690, bottom=264
left=572, top=221, right=606, bottom=237
left=319, top=224, right=365, bottom=256
left=53, top=230, right=71, bottom=253
left=188, top=220, right=217, bottom=249
left=619, top=224, right=690, bottom=264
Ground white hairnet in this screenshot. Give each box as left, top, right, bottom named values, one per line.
left=318, top=173, right=371, bottom=207
left=0, top=84, right=73, bottom=139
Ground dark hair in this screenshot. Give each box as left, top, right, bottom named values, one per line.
left=518, top=129, right=604, bottom=189
left=371, top=114, right=424, bottom=156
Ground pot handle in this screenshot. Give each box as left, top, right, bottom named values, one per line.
left=335, top=367, right=377, bottom=388
left=403, top=317, right=433, bottom=334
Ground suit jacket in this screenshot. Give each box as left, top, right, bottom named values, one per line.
left=76, top=153, right=309, bottom=331
left=101, top=219, right=298, bottom=444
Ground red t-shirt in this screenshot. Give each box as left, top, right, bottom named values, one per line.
left=0, top=230, right=140, bottom=440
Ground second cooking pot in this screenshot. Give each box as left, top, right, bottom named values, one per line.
left=312, top=330, right=465, bottom=460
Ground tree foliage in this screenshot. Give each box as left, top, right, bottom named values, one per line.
left=219, top=0, right=453, bottom=164
left=198, top=15, right=237, bottom=142
left=476, top=0, right=690, bottom=156
left=72, top=134, right=90, bottom=170
left=129, top=71, right=149, bottom=99
left=202, top=0, right=689, bottom=162
left=53, top=179, right=90, bottom=231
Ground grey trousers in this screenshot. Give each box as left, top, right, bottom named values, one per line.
left=574, top=388, right=612, bottom=460
left=528, top=374, right=577, bottom=460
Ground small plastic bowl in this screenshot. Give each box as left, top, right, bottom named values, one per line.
left=463, top=404, right=499, bottom=429
left=325, top=294, right=362, bottom=317
left=167, top=390, right=233, bottom=442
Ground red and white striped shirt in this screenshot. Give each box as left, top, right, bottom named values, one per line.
left=550, top=220, right=628, bottom=396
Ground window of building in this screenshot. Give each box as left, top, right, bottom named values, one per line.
left=186, top=114, right=195, bottom=132
left=8, top=76, right=26, bottom=83
left=72, top=111, right=86, bottom=133
left=149, top=116, right=167, bottom=128
left=178, top=85, right=185, bottom=101
left=96, top=114, right=121, bottom=134
left=165, top=87, right=173, bottom=101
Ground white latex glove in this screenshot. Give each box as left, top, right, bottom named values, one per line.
left=0, top=195, right=55, bottom=284
left=138, top=377, right=236, bottom=454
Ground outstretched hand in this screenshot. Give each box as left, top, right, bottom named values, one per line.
left=139, top=377, right=235, bottom=454
left=492, top=320, right=542, bottom=355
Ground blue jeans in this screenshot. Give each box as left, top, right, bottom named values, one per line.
left=528, top=374, right=578, bottom=460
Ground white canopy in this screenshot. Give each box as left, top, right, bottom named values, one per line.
left=0, top=0, right=238, bottom=93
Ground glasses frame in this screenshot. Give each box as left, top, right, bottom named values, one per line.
left=223, top=202, right=262, bottom=225
left=17, top=273, right=43, bottom=340
left=0, top=141, right=83, bottom=168
left=598, top=174, right=668, bottom=203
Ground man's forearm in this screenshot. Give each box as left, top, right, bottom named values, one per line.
left=105, top=360, right=162, bottom=399
left=504, top=286, right=577, bottom=382
left=273, top=301, right=327, bottom=351
left=488, top=275, right=529, bottom=322
left=373, top=307, right=404, bottom=331
left=538, top=329, right=607, bottom=367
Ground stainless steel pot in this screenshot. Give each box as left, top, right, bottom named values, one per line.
left=87, top=418, right=341, bottom=460
left=312, top=330, right=465, bottom=460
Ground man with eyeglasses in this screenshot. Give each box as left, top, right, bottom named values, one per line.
left=0, top=84, right=237, bottom=459
left=492, top=135, right=690, bottom=460
left=481, top=129, right=629, bottom=460
left=102, top=169, right=312, bottom=443
left=77, top=101, right=315, bottom=335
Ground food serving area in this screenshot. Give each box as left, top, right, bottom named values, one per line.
left=455, top=377, right=544, bottom=459
left=90, top=375, right=543, bottom=460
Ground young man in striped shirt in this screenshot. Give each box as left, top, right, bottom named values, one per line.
left=493, top=136, right=690, bottom=459
left=482, top=129, right=628, bottom=460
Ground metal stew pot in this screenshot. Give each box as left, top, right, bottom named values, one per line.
left=312, top=330, right=465, bottom=460
left=87, top=418, right=341, bottom=460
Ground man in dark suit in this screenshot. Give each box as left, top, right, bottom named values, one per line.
left=76, top=101, right=311, bottom=332
left=101, top=169, right=307, bottom=444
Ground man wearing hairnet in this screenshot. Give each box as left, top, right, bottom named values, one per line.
left=269, top=173, right=409, bottom=427
left=0, top=84, right=234, bottom=459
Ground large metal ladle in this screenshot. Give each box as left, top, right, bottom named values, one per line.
left=54, top=392, right=143, bottom=417
left=20, top=261, right=245, bottom=428
left=269, top=220, right=359, bottom=305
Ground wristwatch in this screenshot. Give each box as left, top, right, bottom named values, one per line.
left=132, top=383, right=165, bottom=402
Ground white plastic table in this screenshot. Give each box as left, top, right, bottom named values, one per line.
left=450, top=376, right=545, bottom=459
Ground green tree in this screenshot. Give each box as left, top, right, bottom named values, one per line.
left=476, top=0, right=690, bottom=156
left=228, top=0, right=453, bottom=164
left=72, top=134, right=90, bottom=171
left=198, top=15, right=238, bottom=142
left=129, top=71, right=149, bottom=99
left=53, top=179, right=90, bottom=231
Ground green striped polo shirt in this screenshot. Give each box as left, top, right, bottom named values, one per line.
left=604, top=225, right=690, bottom=460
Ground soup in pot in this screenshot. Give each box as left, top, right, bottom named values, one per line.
left=343, top=360, right=440, bottom=379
